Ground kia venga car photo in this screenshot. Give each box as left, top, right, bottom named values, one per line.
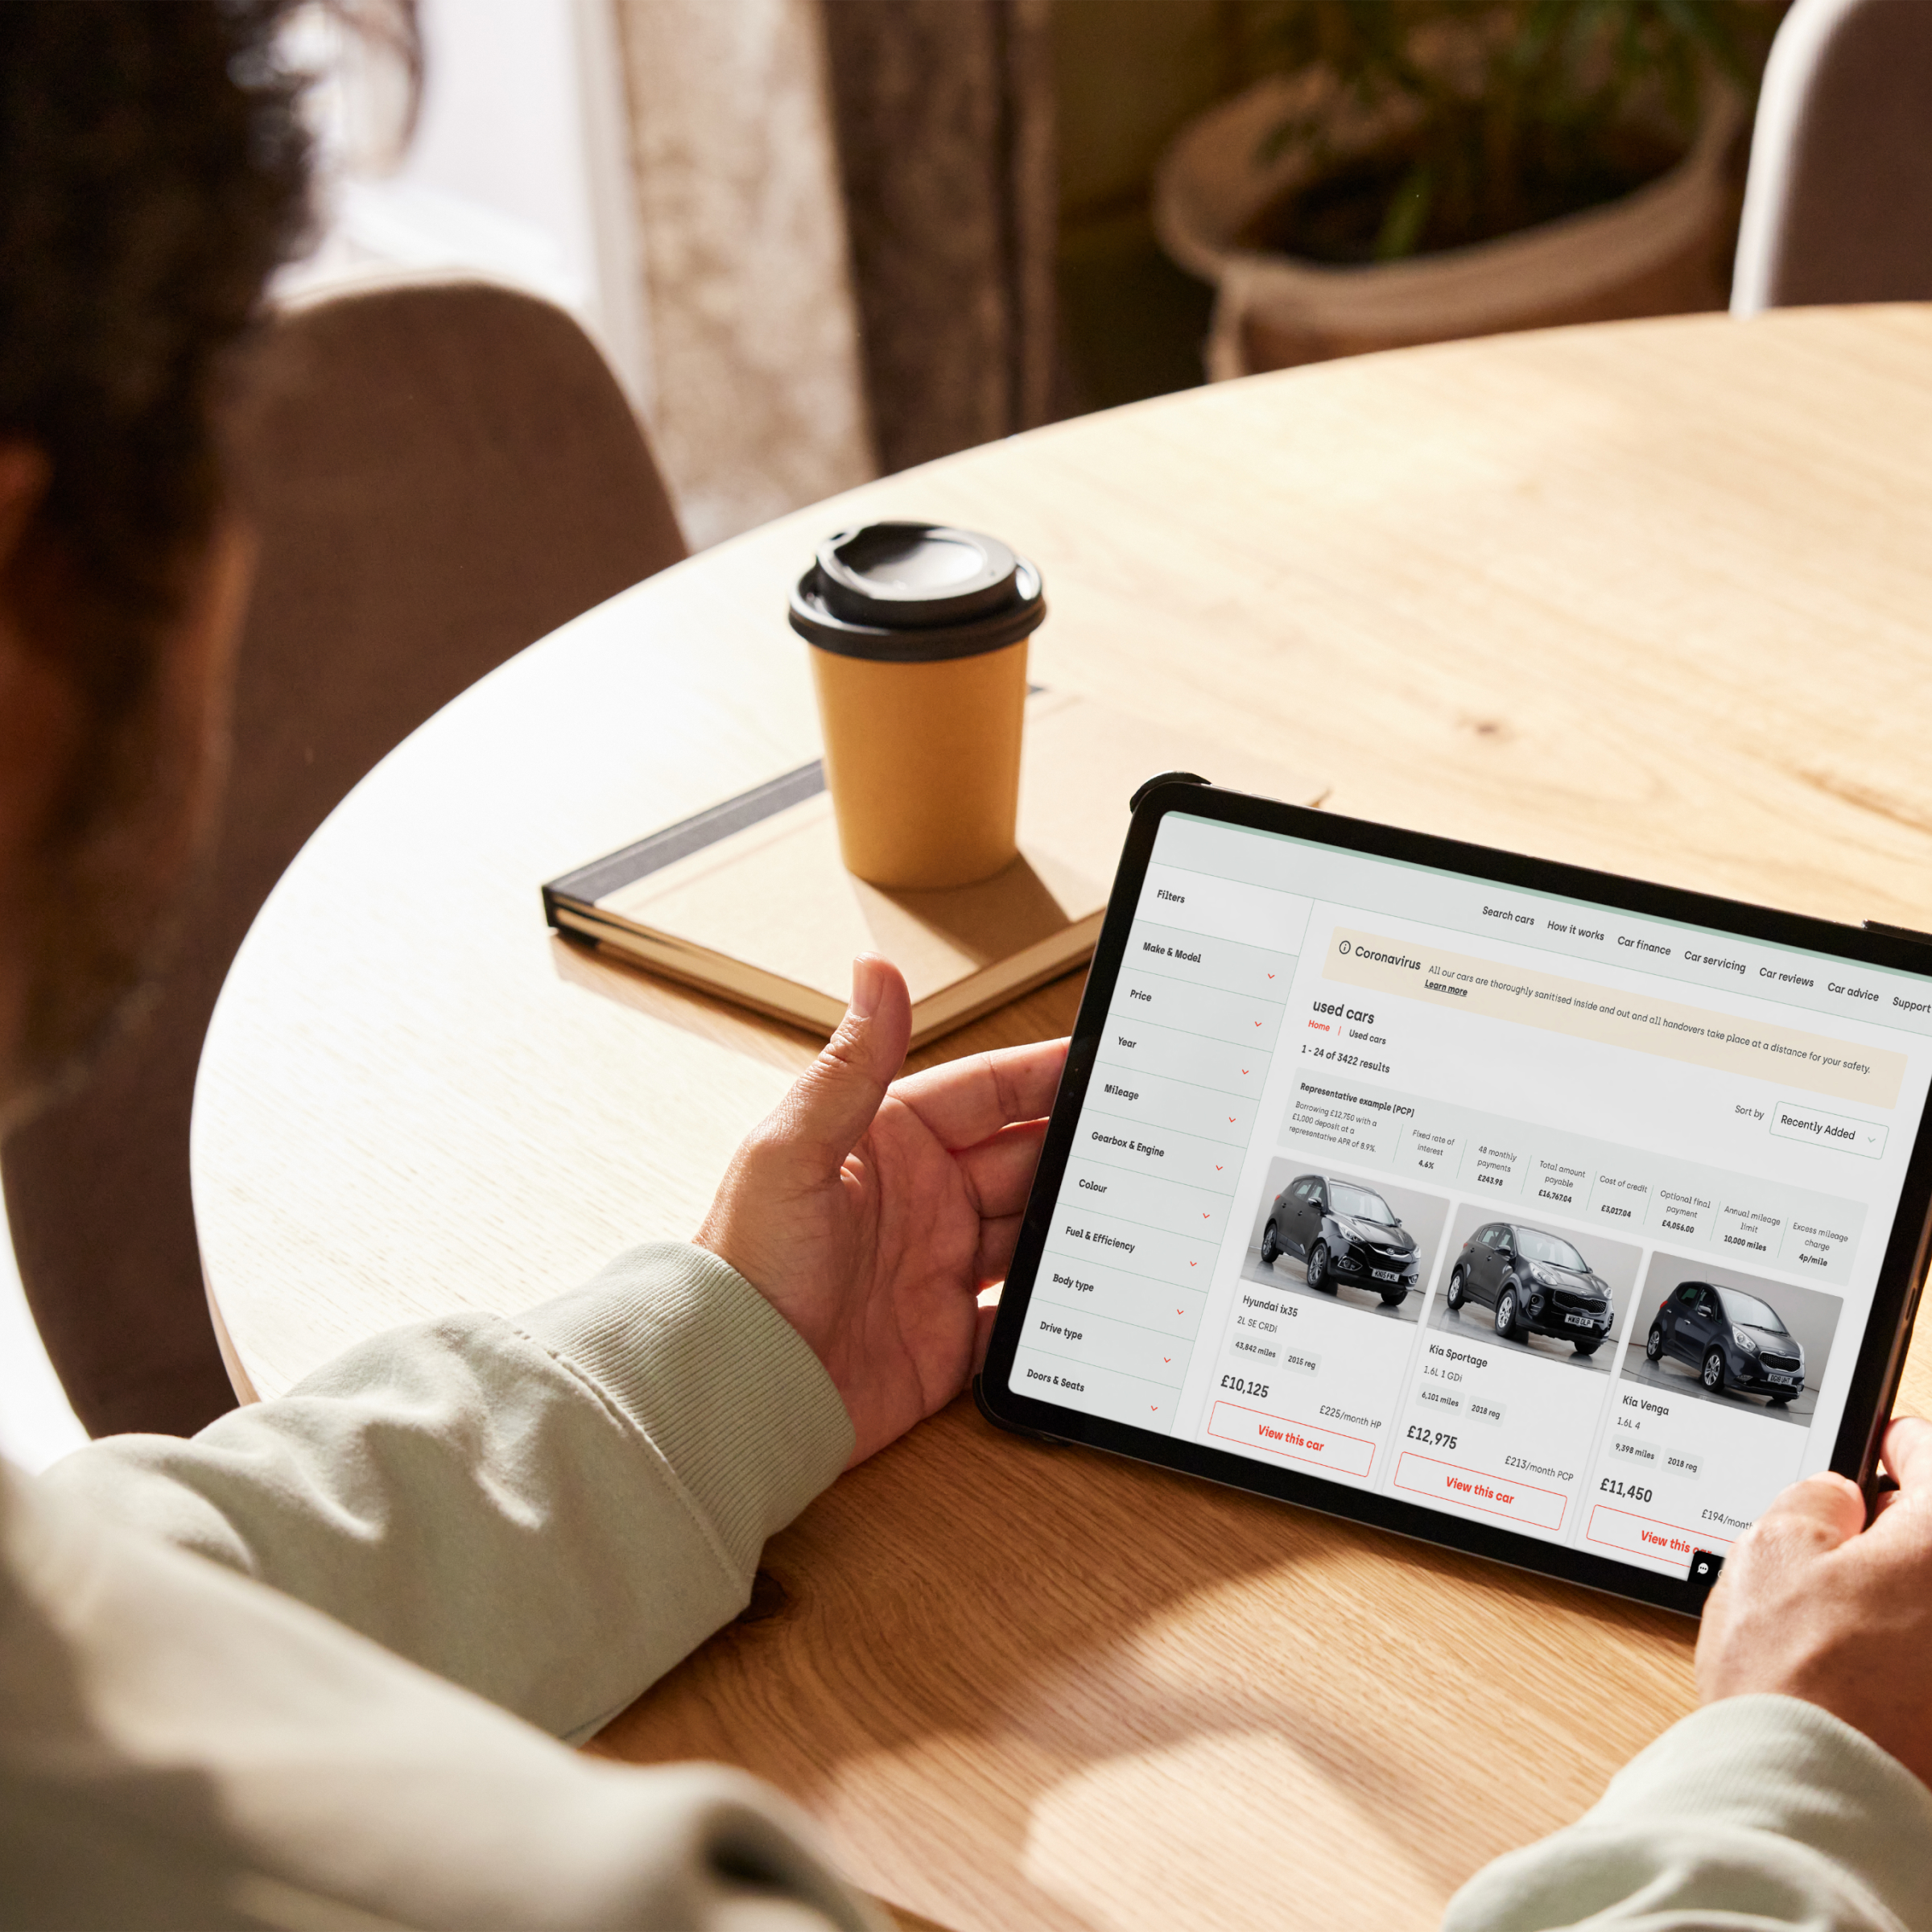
left=1645, top=1281, right=1805, bottom=1405
left=1445, top=1222, right=1615, bottom=1355
left=1259, top=1174, right=1419, bottom=1306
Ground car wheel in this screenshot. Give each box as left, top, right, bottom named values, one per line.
left=1380, top=1290, right=1407, bottom=1307
left=1495, top=1286, right=1521, bottom=1340
left=1573, top=1340, right=1600, bottom=1358
left=1307, top=1241, right=1335, bottom=1292
left=1702, top=1347, right=1727, bottom=1393
left=1645, top=1323, right=1663, bottom=1362
left=1260, top=1220, right=1279, bottom=1265
left=1445, top=1265, right=1467, bottom=1311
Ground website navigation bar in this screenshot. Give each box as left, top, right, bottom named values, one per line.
left=1154, top=814, right=1932, bottom=1041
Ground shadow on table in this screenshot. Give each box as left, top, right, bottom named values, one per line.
left=591, top=1379, right=1695, bottom=1931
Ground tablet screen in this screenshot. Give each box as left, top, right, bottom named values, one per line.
left=995, top=808, right=1932, bottom=1587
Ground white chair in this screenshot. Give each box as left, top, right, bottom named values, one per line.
left=1732, top=0, right=1932, bottom=314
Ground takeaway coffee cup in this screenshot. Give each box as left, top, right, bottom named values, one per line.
left=787, top=522, right=1045, bottom=890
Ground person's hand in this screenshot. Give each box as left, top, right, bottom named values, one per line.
left=1696, top=1414, right=1932, bottom=1785
left=696, top=953, right=1067, bottom=1466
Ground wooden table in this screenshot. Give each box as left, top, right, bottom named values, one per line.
left=195, top=307, right=1932, bottom=1932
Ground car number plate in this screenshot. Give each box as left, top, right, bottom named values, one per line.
left=1564, top=1312, right=1597, bottom=1328
left=1765, top=1368, right=1798, bottom=1385
left=1371, top=1268, right=1401, bottom=1282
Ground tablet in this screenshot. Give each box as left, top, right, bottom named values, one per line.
left=978, top=780, right=1932, bottom=1614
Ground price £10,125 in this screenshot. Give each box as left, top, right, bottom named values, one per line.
left=1220, top=1373, right=1270, bottom=1401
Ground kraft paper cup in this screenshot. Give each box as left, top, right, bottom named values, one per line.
left=788, top=522, right=1046, bottom=890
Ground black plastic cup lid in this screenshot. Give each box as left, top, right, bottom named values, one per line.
left=788, top=522, right=1046, bottom=661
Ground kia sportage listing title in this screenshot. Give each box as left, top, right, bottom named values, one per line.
left=1645, top=1281, right=1805, bottom=1404
left=1260, top=1174, right=1420, bottom=1305
left=1447, top=1222, right=1615, bottom=1355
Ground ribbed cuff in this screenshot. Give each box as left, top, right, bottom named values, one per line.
left=515, top=1241, right=853, bottom=1579
left=1592, top=1695, right=1932, bottom=1922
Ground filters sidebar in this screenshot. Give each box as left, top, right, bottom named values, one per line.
left=1009, top=863, right=1310, bottom=1429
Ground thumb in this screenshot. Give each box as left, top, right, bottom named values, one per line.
left=770, top=954, right=912, bottom=1171
left=1752, top=1469, right=1867, bottom=1557
left=1880, top=1413, right=1932, bottom=1492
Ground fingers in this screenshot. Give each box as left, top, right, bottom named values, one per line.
left=891, top=1037, right=1068, bottom=1151
left=1753, top=1469, right=1865, bottom=1553
left=1880, top=1414, right=1932, bottom=1492
left=955, top=1117, right=1050, bottom=1219
left=765, top=955, right=912, bottom=1172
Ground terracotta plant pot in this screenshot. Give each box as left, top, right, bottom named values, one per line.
left=1154, top=72, right=1744, bottom=379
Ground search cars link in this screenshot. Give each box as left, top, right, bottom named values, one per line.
left=1260, top=1174, right=1419, bottom=1306
left=1447, top=1223, right=1615, bottom=1356
left=1646, top=1281, right=1806, bottom=1405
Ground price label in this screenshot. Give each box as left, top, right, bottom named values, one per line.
left=1406, top=1424, right=1457, bottom=1451
left=1220, top=1373, right=1269, bottom=1400
left=1600, top=1476, right=1654, bottom=1505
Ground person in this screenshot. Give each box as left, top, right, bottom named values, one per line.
left=2, top=6, right=1930, bottom=1929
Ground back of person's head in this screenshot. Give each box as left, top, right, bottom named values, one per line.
left=0, top=2, right=316, bottom=713
left=0, top=1, right=411, bottom=1122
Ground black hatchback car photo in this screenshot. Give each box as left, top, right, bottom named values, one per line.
left=1259, top=1174, right=1420, bottom=1305
left=1645, top=1281, right=1806, bottom=1405
left=1446, top=1222, right=1615, bottom=1355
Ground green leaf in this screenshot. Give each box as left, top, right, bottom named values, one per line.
left=1375, top=163, right=1435, bottom=260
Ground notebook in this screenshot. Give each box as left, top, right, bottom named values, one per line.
left=542, top=691, right=1322, bottom=1049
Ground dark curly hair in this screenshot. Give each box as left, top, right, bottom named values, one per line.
left=0, top=1, right=313, bottom=713
left=0, top=1, right=415, bottom=1111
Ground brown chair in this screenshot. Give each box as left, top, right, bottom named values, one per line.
left=1732, top=0, right=1932, bottom=313
left=3, top=276, right=685, bottom=1439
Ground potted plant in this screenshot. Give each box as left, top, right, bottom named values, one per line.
left=1154, top=0, right=1781, bottom=378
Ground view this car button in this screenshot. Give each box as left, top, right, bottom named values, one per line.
left=1395, top=1452, right=1567, bottom=1530
left=1208, top=1401, right=1377, bottom=1477
left=1587, top=1503, right=1736, bottom=1571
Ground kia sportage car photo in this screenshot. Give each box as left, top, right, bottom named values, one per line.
left=1645, top=1281, right=1805, bottom=1404
left=1445, top=1222, right=1615, bottom=1355
left=1259, top=1174, right=1420, bottom=1305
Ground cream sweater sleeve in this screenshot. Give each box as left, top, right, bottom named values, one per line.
left=39, top=1239, right=853, bottom=1742
left=1443, top=1694, right=1932, bottom=1931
